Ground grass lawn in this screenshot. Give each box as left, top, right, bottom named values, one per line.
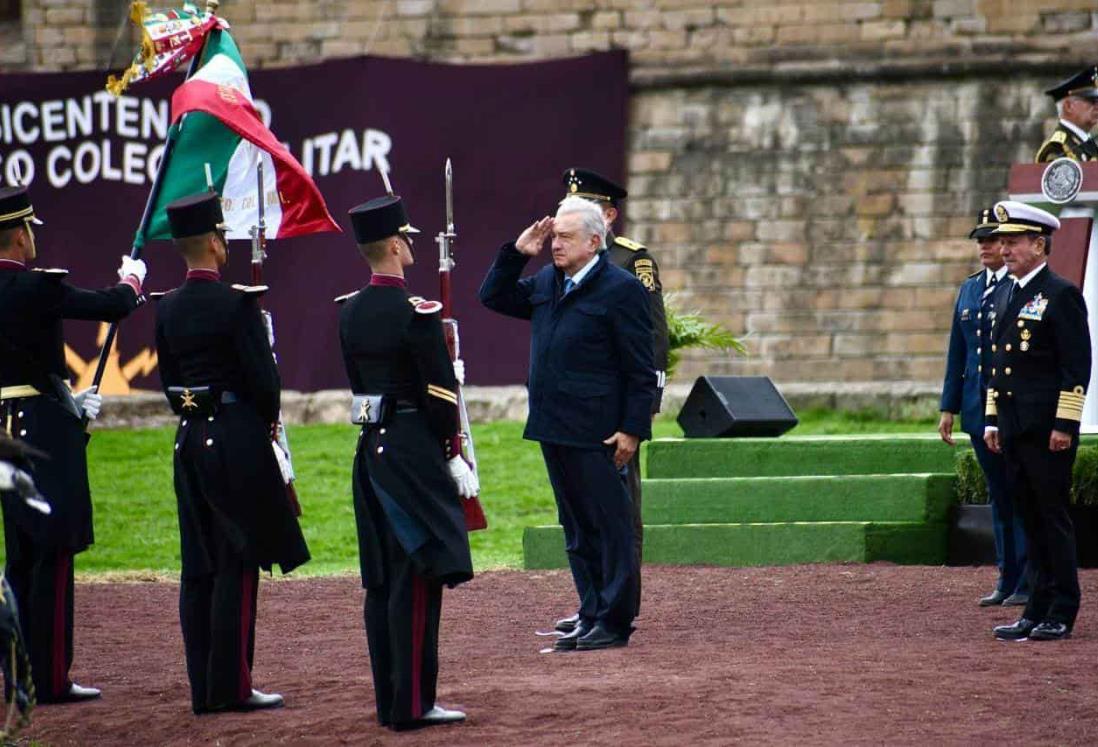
left=7, top=408, right=936, bottom=576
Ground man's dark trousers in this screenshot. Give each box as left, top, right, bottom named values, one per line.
left=968, top=434, right=1028, bottom=594
left=541, top=443, right=638, bottom=635
left=1001, top=426, right=1080, bottom=627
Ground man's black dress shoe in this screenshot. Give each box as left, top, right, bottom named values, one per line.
left=1028, top=621, right=1072, bottom=641
left=45, top=682, right=102, bottom=704
left=555, top=613, right=579, bottom=633
left=553, top=619, right=593, bottom=651
left=1001, top=592, right=1029, bottom=607
left=979, top=590, right=1009, bottom=607
left=993, top=618, right=1038, bottom=640
left=576, top=623, right=629, bottom=651
left=391, top=705, right=466, bottom=731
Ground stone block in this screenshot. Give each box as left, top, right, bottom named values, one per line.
left=44, top=7, right=84, bottom=24
left=570, top=30, right=612, bottom=51
left=439, top=0, right=520, bottom=14
left=860, top=19, right=907, bottom=40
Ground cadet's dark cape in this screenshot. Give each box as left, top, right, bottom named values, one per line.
left=154, top=279, right=309, bottom=576
left=339, top=284, right=473, bottom=589
left=0, top=266, right=142, bottom=551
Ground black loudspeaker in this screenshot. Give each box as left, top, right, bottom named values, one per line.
left=676, top=376, right=798, bottom=438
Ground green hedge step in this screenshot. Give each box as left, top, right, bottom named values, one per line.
left=647, top=435, right=958, bottom=479
left=522, top=521, right=947, bottom=569
left=643, top=473, right=954, bottom=525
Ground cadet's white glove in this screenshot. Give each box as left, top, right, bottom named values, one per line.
left=74, top=387, right=102, bottom=420
left=117, top=256, right=147, bottom=285
left=261, top=310, right=275, bottom=348
left=447, top=455, right=479, bottom=498
left=271, top=441, right=292, bottom=483
left=0, top=461, right=23, bottom=491
left=453, top=358, right=465, bottom=386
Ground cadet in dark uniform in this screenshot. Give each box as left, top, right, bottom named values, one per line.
left=554, top=169, right=668, bottom=633
left=985, top=201, right=1091, bottom=642
left=0, top=185, right=145, bottom=703
left=153, top=192, right=310, bottom=713
left=337, top=195, right=474, bottom=730
left=1036, top=66, right=1098, bottom=162
left=938, top=208, right=1029, bottom=607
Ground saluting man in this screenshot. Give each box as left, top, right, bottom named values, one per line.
left=0, top=185, right=146, bottom=703
left=984, top=201, right=1091, bottom=642
left=153, top=192, right=310, bottom=713
left=555, top=168, right=669, bottom=633
left=337, top=194, right=475, bottom=731
left=1036, top=66, right=1098, bottom=163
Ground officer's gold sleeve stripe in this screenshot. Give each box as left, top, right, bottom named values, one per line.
left=1057, top=390, right=1086, bottom=421
left=985, top=389, right=998, bottom=417
left=0, top=207, right=33, bottom=222
left=427, top=385, right=458, bottom=404
left=1057, top=408, right=1084, bottom=422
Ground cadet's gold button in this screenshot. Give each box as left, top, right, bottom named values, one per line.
left=1005, top=367, right=1012, bottom=375
left=181, top=419, right=188, bottom=427
left=377, top=446, right=385, bottom=454
left=978, top=312, right=983, bottom=319
left=977, top=347, right=982, bottom=354
left=978, top=365, right=982, bottom=372
left=205, top=438, right=213, bottom=446
left=1005, top=344, right=1012, bottom=352
left=992, top=368, right=997, bottom=375
left=1007, top=391, right=1013, bottom=397
left=991, top=345, right=996, bottom=352
left=976, top=330, right=982, bottom=337
left=1018, top=320, right=1025, bottom=328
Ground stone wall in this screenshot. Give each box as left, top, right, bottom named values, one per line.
left=4, top=0, right=1098, bottom=393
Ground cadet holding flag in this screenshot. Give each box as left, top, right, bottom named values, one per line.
left=984, top=201, right=1091, bottom=642
left=153, top=192, right=310, bottom=713
left=337, top=194, right=475, bottom=731
left=0, top=185, right=146, bottom=703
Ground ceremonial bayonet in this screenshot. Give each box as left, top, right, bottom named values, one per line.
left=249, top=153, right=302, bottom=516
left=435, top=158, right=486, bottom=530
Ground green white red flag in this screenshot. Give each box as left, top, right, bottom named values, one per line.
left=143, top=28, right=339, bottom=241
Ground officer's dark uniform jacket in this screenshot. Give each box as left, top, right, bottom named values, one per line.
left=478, top=243, right=657, bottom=447
left=338, top=281, right=473, bottom=589
left=1036, top=122, right=1098, bottom=163
left=986, top=265, right=1091, bottom=438
left=154, top=276, right=309, bottom=576
left=0, top=264, right=142, bottom=551
left=606, top=232, right=669, bottom=412
left=941, top=268, right=1001, bottom=436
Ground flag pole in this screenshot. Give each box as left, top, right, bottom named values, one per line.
left=87, top=0, right=221, bottom=405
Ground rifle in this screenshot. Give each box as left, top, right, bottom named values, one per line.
left=435, top=159, right=487, bottom=531
left=248, top=155, right=303, bottom=516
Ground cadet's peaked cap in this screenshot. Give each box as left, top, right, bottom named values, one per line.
left=990, top=201, right=1060, bottom=236
left=968, top=206, right=999, bottom=239
left=0, top=186, right=43, bottom=231
left=166, top=192, right=227, bottom=240
left=562, top=168, right=628, bottom=204
left=1045, top=65, right=1098, bottom=101
left=348, top=195, right=419, bottom=245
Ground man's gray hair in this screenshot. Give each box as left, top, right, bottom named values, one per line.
left=556, top=195, right=607, bottom=249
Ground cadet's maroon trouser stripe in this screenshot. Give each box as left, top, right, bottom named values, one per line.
left=52, top=553, right=69, bottom=697
left=239, top=569, right=254, bottom=701
left=410, top=574, right=426, bottom=719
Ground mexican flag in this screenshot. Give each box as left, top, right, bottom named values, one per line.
left=143, top=28, right=339, bottom=243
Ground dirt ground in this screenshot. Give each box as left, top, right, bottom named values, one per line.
left=22, top=565, right=1098, bottom=745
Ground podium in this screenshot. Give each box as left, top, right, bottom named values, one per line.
left=1009, top=160, right=1098, bottom=432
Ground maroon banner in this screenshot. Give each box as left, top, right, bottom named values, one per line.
left=0, top=51, right=629, bottom=392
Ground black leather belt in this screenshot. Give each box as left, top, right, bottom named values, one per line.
left=167, top=386, right=238, bottom=416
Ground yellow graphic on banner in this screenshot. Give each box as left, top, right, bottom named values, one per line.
left=64, top=322, right=158, bottom=394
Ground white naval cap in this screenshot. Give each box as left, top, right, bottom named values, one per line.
left=990, top=201, right=1060, bottom=236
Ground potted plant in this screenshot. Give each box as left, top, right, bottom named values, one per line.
left=947, top=449, right=996, bottom=566
left=664, top=293, right=746, bottom=379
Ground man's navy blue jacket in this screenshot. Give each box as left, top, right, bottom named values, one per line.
left=479, top=243, right=657, bottom=448
left=940, top=269, right=996, bottom=437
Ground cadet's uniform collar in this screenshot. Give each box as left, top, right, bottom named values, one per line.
left=1013, top=262, right=1047, bottom=289
left=986, top=266, right=1007, bottom=286
left=369, top=273, right=407, bottom=288
left=186, top=269, right=221, bottom=283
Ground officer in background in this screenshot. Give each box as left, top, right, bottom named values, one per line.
left=939, top=208, right=1029, bottom=607
left=555, top=168, right=669, bottom=634
left=0, top=185, right=146, bottom=703
left=985, top=201, right=1090, bottom=642
left=1036, top=66, right=1098, bottom=162
left=337, top=195, right=475, bottom=731
left=153, top=192, right=310, bottom=713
